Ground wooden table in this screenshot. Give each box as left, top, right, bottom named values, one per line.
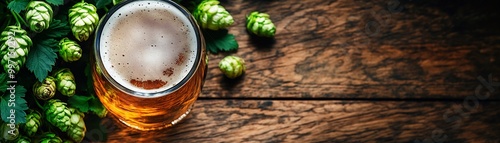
left=91, top=0, right=500, bottom=142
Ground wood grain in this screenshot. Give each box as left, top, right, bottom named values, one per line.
left=199, top=0, right=500, bottom=99
left=87, top=0, right=500, bottom=142
left=85, top=100, right=500, bottom=143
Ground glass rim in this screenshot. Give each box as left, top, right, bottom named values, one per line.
left=93, top=0, right=204, bottom=98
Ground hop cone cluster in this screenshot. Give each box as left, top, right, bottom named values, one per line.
left=21, top=110, right=42, bottom=137
left=37, top=132, right=62, bottom=143
left=246, top=11, right=276, bottom=37
left=44, top=99, right=72, bottom=132
left=69, top=2, right=99, bottom=42
left=219, top=56, right=246, bottom=79
left=67, top=108, right=86, bottom=142
left=14, top=135, right=30, bottom=143
left=193, top=0, right=234, bottom=30
left=0, top=26, right=32, bottom=73
left=25, top=1, right=53, bottom=33
left=53, top=68, right=76, bottom=97
left=42, top=101, right=86, bottom=142
left=59, top=38, right=82, bottom=62
left=33, top=76, right=57, bottom=100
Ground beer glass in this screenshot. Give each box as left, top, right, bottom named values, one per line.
left=91, top=0, right=206, bottom=131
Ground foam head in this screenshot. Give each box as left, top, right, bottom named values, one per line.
left=98, top=0, right=199, bottom=95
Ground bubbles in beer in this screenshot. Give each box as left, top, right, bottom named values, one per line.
left=99, top=1, right=198, bottom=94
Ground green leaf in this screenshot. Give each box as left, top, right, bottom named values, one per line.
left=45, top=0, right=64, bottom=6
left=42, top=19, right=71, bottom=39
left=88, top=95, right=106, bottom=116
left=96, top=0, right=112, bottom=9
left=203, top=29, right=239, bottom=53
left=0, top=73, right=8, bottom=93
left=0, top=98, right=8, bottom=121
left=68, top=94, right=105, bottom=116
left=7, top=0, right=30, bottom=13
left=68, top=95, right=92, bottom=113
left=1, top=85, right=28, bottom=124
left=26, top=39, right=58, bottom=82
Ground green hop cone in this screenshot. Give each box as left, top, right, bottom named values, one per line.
left=25, top=1, right=53, bottom=33
left=1, top=122, right=19, bottom=141
left=44, top=99, right=72, bottom=132
left=33, top=76, right=57, bottom=100
left=193, top=0, right=234, bottom=30
left=0, top=26, right=32, bottom=73
left=14, top=135, right=30, bottom=143
left=246, top=11, right=276, bottom=37
left=69, top=2, right=99, bottom=42
left=53, top=68, right=76, bottom=97
left=67, top=108, right=86, bottom=142
left=21, top=110, right=42, bottom=137
left=37, top=132, right=62, bottom=143
left=59, top=38, right=82, bottom=62
left=219, top=56, right=245, bottom=79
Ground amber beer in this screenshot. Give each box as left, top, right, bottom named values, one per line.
left=92, top=0, right=206, bottom=130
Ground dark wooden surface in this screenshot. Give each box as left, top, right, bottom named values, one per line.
left=92, top=100, right=500, bottom=143
left=94, top=0, right=500, bottom=142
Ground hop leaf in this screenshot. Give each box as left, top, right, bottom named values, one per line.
left=58, top=38, right=82, bottom=62
left=246, top=11, right=276, bottom=37
left=68, top=94, right=108, bottom=118
left=219, top=56, right=246, bottom=78
left=25, top=1, right=54, bottom=33
left=46, top=0, right=64, bottom=6
left=89, top=96, right=108, bottom=118
left=0, top=85, right=28, bottom=124
left=0, top=26, right=32, bottom=74
left=203, top=29, right=238, bottom=53
left=53, top=68, right=76, bottom=97
left=7, top=0, right=30, bottom=14
left=25, top=39, right=58, bottom=82
left=68, top=2, right=99, bottom=42
left=67, top=94, right=91, bottom=113
left=43, top=19, right=71, bottom=38
left=193, top=0, right=234, bottom=30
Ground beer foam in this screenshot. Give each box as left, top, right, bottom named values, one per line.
left=99, top=1, right=198, bottom=94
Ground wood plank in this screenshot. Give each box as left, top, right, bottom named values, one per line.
left=86, top=100, right=500, bottom=142
left=199, top=0, right=500, bottom=99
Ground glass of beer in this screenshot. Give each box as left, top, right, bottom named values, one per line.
left=91, top=0, right=206, bottom=131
